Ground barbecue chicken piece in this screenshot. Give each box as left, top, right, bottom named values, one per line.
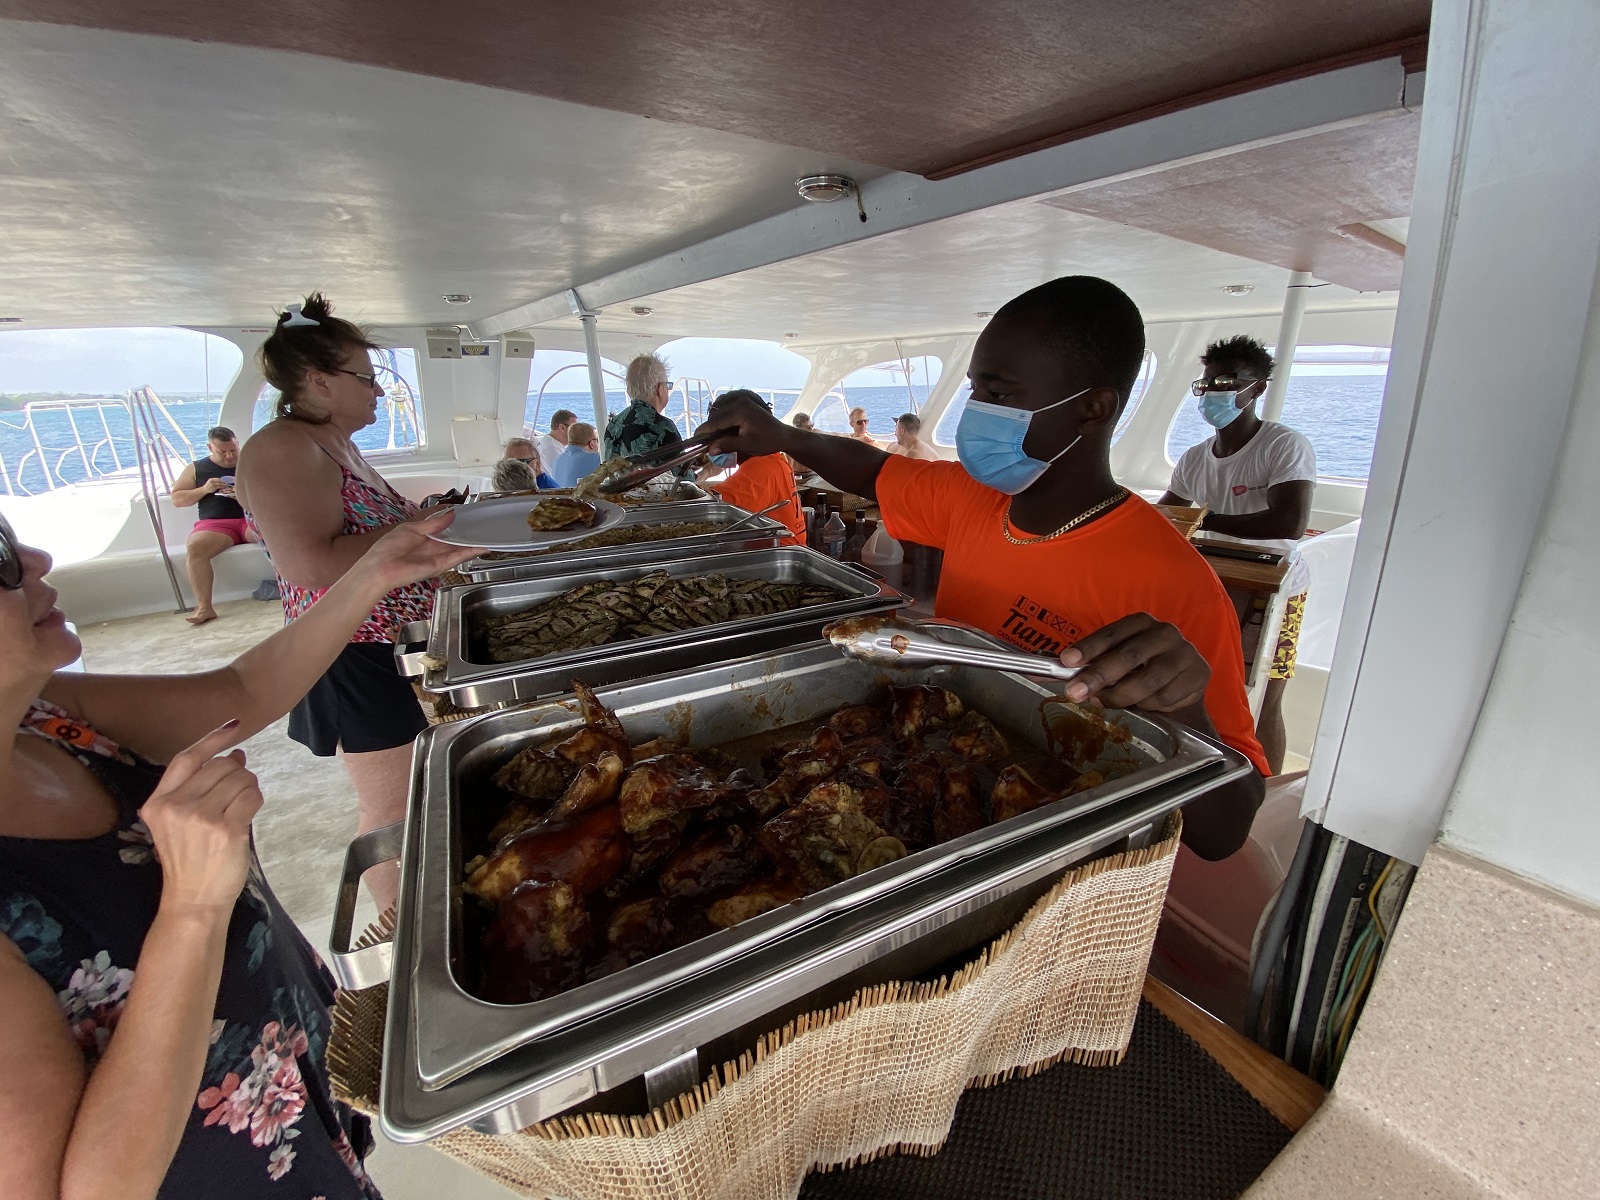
left=551, top=682, right=633, bottom=769
left=947, top=711, right=1009, bottom=762
left=547, top=751, right=626, bottom=820
left=525, top=497, right=598, bottom=531
left=934, top=758, right=988, bottom=843
left=616, top=753, right=726, bottom=834
left=889, top=685, right=966, bottom=744
left=492, top=746, right=572, bottom=803
left=990, top=765, right=1058, bottom=823
left=706, top=876, right=806, bottom=930
left=760, top=786, right=907, bottom=891
left=583, top=895, right=676, bottom=980
left=1063, top=769, right=1107, bottom=797
left=479, top=879, right=592, bottom=1004
left=658, top=823, right=768, bottom=899
left=827, top=704, right=887, bottom=741
left=780, top=726, right=846, bottom=784
left=464, top=803, right=630, bottom=906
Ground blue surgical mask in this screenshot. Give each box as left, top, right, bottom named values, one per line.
left=709, top=451, right=737, bottom=469
left=1198, top=389, right=1247, bottom=429
left=955, top=388, right=1089, bottom=495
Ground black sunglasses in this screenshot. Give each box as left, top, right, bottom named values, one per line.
left=0, top=516, right=23, bottom=590
left=333, top=367, right=381, bottom=389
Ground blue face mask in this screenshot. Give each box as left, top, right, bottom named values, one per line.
left=955, top=387, right=1089, bottom=495
left=1198, top=390, right=1247, bottom=429
left=709, top=451, right=737, bottom=469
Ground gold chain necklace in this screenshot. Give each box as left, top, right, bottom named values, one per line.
left=1002, top=488, right=1129, bottom=545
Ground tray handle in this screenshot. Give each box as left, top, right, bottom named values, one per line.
left=328, top=821, right=405, bottom=991
left=393, top=620, right=434, bottom=678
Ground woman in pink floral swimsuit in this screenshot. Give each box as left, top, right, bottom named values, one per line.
left=0, top=509, right=473, bottom=1196
left=237, top=295, right=448, bottom=912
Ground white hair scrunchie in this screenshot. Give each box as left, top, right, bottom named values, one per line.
left=281, top=303, right=320, bottom=328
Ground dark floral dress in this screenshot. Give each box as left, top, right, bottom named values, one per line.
left=0, top=699, right=381, bottom=1199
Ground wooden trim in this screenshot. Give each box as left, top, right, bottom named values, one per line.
left=925, top=34, right=1429, bottom=181
left=1142, top=974, right=1325, bottom=1131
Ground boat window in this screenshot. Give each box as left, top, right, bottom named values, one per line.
left=523, top=350, right=627, bottom=436
left=0, top=327, right=242, bottom=497
left=813, top=356, right=943, bottom=441
left=253, top=346, right=425, bottom=454
left=933, top=350, right=1155, bottom=447
left=1165, top=345, right=1387, bottom=480
left=656, top=337, right=811, bottom=435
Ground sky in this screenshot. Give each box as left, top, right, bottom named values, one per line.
left=0, top=328, right=243, bottom=394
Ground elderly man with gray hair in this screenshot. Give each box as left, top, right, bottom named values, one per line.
left=604, top=353, right=683, bottom=461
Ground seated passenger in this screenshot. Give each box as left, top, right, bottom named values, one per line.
left=500, top=439, right=560, bottom=489
left=846, top=406, right=880, bottom=445
left=885, top=412, right=938, bottom=460
left=536, top=410, right=576, bottom=474
left=604, top=354, right=681, bottom=461
left=789, top=412, right=814, bottom=432
left=700, top=276, right=1267, bottom=861
left=698, top=391, right=805, bottom=545
left=1159, top=335, right=1315, bottom=774
left=550, top=422, right=602, bottom=488
left=492, top=457, right=544, bottom=493
left=170, top=426, right=257, bottom=627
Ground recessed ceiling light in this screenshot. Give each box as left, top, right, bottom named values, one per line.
left=974, top=311, right=994, bottom=318
left=1222, top=284, right=1255, bottom=296
left=0, top=317, right=23, bottom=323
left=443, top=293, right=471, bottom=304
left=783, top=332, right=799, bottom=339
left=630, top=306, right=654, bottom=317
left=796, top=174, right=855, bottom=202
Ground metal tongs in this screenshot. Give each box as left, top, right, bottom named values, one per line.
left=599, top=429, right=734, bottom=494
left=823, top=615, right=1082, bottom=682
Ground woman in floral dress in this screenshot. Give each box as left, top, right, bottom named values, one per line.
left=0, top=509, right=476, bottom=1197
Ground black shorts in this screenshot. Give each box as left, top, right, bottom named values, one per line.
left=288, top=641, right=428, bottom=757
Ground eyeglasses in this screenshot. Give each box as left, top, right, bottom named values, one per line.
left=0, top=515, right=23, bottom=590
left=852, top=418, right=868, bottom=427
left=1190, top=376, right=1260, bottom=397
left=333, top=367, right=381, bottom=390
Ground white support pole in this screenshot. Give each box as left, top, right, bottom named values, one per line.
left=1262, top=271, right=1314, bottom=422
left=575, top=298, right=608, bottom=431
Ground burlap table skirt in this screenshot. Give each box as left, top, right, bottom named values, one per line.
left=330, top=812, right=1182, bottom=1200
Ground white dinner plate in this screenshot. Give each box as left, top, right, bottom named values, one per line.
left=427, top=495, right=625, bottom=551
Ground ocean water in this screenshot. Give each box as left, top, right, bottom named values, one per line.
left=0, top=373, right=1385, bottom=498
left=528, top=374, right=1386, bottom=482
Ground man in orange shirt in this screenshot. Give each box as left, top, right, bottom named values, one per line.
left=701, top=390, right=806, bottom=545
left=700, top=278, right=1266, bottom=860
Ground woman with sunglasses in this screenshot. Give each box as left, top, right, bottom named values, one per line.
left=234, top=294, right=441, bottom=912
left=0, top=509, right=475, bottom=1198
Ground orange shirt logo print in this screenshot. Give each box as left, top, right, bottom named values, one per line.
left=999, top=594, right=1084, bottom=657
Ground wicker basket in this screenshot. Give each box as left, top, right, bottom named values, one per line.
left=329, top=813, right=1181, bottom=1200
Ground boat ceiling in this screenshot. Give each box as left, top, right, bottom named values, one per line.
left=0, top=16, right=1417, bottom=338
left=0, top=0, right=1428, bottom=178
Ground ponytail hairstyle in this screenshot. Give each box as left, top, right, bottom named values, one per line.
left=258, top=293, right=380, bottom=423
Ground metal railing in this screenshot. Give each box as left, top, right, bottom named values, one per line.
left=0, top=391, right=212, bottom=496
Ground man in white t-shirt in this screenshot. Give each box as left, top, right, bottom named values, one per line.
left=536, top=409, right=576, bottom=474
left=1160, top=334, right=1315, bottom=774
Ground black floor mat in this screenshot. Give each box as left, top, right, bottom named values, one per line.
left=799, top=1000, right=1294, bottom=1200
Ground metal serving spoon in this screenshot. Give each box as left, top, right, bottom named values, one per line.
left=823, top=615, right=1082, bottom=682
left=723, top=499, right=790, bottom=531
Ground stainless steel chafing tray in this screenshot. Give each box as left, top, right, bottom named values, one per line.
left=336, top=640, right=1253, bottom=1140
left=395, top=546, right=907, bottom=708
left=456, top=500, right=789, bottom=582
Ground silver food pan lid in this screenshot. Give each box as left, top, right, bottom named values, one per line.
left=385, top=639, right=1247, bottom=1109
left=412, top=545, right=907, bottom=708
left=457, top=500, right=789, bottom=581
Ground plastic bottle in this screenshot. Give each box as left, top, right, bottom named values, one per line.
left=861, top=524, right=904, bottom=590
left=820, top=509, right=847, bottom=559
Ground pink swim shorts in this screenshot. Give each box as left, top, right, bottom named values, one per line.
left=191, top=517, right=251, bottom=546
